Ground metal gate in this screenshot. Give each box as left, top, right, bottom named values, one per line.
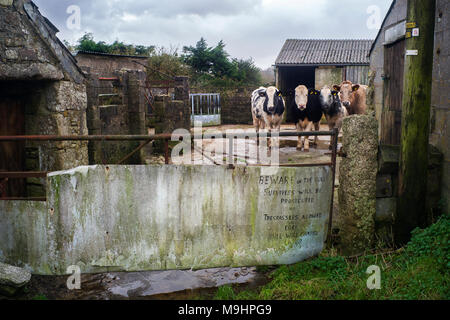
left=190, top=93, right=221, bottom=126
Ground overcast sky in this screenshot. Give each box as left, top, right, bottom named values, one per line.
left=33, top=0, right=392, bottom=69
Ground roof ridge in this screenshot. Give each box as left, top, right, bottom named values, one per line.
left=76, top=50, right=149, bottom=59
left=276, top=39, right=373, bottom=66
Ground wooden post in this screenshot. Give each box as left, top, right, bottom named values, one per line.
left=396, top=0, right=436, bottom=244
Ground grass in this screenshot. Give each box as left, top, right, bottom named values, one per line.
left=212, top=215, right=450, bottom=300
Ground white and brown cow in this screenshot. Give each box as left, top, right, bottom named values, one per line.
left=333, top=80, right=367, bottom=115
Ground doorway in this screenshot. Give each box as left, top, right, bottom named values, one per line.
left=0, top=96, right=26, bottom=198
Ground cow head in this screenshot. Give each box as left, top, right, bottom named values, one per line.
left=294, top=85, right=308, bottom=111
left=264, top=86, right=284, bottom=115
left=320, top=86, right=342, bottom=113
left=333, top=81, right=360, bottom=108
left=253, top=87, right=266, bottom=118
left=294, top=86, right=319, bottom=111
left=319, top=86, right=333, bottom=113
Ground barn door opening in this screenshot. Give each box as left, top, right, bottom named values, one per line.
left=0, top=96, right=26, bottom=198
left=380, top=40, right=405, bottom=145
left=277, top=66, right=316, bottom=123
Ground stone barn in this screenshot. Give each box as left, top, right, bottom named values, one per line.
left=275, top=39, right=372, bottom=122
left=369, top=0, right=449, bottom=215
left=0, top=0, right=88, bottom=198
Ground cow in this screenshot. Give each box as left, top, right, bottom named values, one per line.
left=291, top=85, right=322, bottom=152
left=333, top=80, right=367, bottom=115
left=319, top=86, right=348, bottom=149
left=251, top=86, right=285, bottom=148
left=251, top=87, right=267, bottom=135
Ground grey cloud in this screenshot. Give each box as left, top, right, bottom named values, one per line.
left=32, top=0, right=392, bottom=68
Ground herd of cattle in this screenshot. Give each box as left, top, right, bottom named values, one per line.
left=251, top=81, right=367, bottom=151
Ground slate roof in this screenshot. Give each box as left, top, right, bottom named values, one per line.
left=76, top=50, right=149, bottom=59
left=275, top=39, right=373, bottom=66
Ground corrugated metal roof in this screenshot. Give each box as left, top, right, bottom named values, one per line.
left=275, top=39, right=373, bottom=66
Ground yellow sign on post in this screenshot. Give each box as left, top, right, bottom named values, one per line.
left=406, top=22, right=417, bottom=29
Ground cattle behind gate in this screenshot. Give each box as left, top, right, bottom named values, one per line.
left=320, top=86, right=348, bottom=149
left=291, top=85, right=323, bottom=152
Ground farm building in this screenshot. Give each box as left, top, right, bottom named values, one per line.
left=75, top=51, right=148, bottom=77
left=369, top=0, right=449, bottom=214
left=0, top=0, right=88, bottom=198
left=275, top=39, right=372, bottom=122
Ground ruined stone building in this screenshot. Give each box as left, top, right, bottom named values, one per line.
left=0, top=0, right=88, bottom=198
left=0, top=1, right=192, bottom=194
left=75, top=51, right=149, bottom=77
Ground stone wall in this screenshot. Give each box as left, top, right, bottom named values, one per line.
left=148, top=77, right=191, bottom=136
left=221, top=94, right=253, bottom=125
left=76, top=53, right=148, bottom=78
left=0, top=0, right=88, bottom=198
left=0, top=0, right=84, bottom=84
left=25, top=81, right=89, bottom=196
left=338, top=115, right=378, bottom=255
left=86, top=70, right=147, bottom=165
left=0, top=164, right=333, bottom=275
left=149, top=96, right=191, bottom=134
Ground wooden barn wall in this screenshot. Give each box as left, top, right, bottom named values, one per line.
left=430, top=0, right=450, bottom=214
left=370, top=0, right=449, bottom=214
left=344, top=66, right=370, bottom=85
left=369, top=0, right=408, bottom=130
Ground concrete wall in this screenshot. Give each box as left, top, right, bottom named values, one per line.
left=430, top=0, right=450, bottom=214
left=0, top=165, right=333, bottom=275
